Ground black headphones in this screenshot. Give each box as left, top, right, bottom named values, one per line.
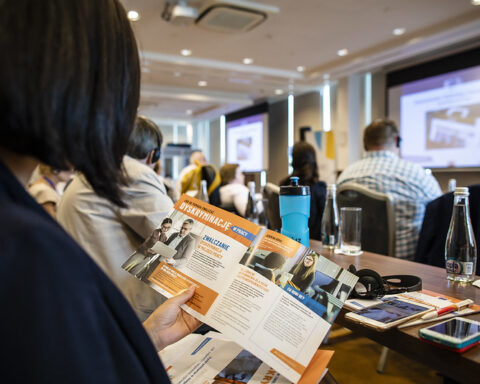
left=151, top=129, right=161, bottom=163
left=348, top=265, right=422, bottom=299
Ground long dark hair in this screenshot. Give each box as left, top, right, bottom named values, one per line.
left=291, top=142, right=319, bottom=186
left=0, top=0, right=140, bottom=207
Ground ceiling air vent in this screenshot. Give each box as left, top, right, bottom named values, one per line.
left=196, top=5, right=267, bottom=33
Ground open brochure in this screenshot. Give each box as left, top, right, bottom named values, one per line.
left=159, top=332, right=334, bottom=384
left=123, top=195, right=358, bottom=383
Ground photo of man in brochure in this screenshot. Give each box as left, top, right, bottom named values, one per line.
left=122, top=214, right=201, bottom=281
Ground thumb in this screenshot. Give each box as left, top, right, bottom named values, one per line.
left=169, top=286, right=195, bottom=306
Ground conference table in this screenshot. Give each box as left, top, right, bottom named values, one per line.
left=309, top=239, right=480, bottom=383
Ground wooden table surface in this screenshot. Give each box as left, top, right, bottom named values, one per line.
left=309, top=239, right=480, bottom=382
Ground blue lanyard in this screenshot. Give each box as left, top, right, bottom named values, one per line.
left=43, top=176, right=55, bottom=189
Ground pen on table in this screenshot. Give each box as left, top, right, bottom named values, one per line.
left=421, top=299, right=474, bottom=320
left=399, top=309, right=480, bottom=329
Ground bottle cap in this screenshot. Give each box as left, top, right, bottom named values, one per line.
left=454, top=187, right=469, bottom=196
left=280, top=177, right=310, bottom=196
left=327, top=184, right=336, bottom=191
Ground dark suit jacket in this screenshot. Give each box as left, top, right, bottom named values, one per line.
left=165, top=232, right=196, bottom=261
left=414, top=184, right=480, bottom=271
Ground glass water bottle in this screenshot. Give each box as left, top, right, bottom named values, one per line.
left=245, top=181, right=259, bottom=225
left=321, top=184, right=339, bottom=249
left=197, top=180, right=209, bottom=203
left=445, top=187, right=477, bottom=282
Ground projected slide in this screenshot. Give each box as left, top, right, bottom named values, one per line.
left=389, top=65, right=480, bottom=168
left=227, top=114, right=265, bottom=172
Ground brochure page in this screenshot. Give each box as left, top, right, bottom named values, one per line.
left=123, top=195, right=357, bottom=383
left=159, top=332, right=334, bottom=384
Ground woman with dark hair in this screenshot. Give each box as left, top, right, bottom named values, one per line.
left=0, top=1, right=199, bottom=382
left=280, top=142, right=327, bottom=241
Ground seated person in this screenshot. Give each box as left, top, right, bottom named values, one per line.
left=289, top=253, right=318, bottom=292
left=181, top=162, right=222, bottom=206
left=253, top=252, right=286, bottom=282
left=219, top=163, right=249, bottom=216
left=337, top=119, right=441, bottom=260
left=28, top=164, right=73, bottom=218
left=58, top=116, right=173, bottom=321
left=280, top=142, right=327, bottom=241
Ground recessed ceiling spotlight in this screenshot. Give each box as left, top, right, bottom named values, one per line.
left=275, top=89, right=284, bottom=95
left=323, top=74, right=330, bottom=80
left=141, top=67, right=151, bottom=73
left=127, top=10, right=140, bottom=21
left=393, top=27, right=406, bottom=36
left=173, top=72, right=181, bottom=77
left=181, top=49, right=192, bottom=56
left=186, top=110, right=193, bottom=115
left=471, top=0, right=480, bottom=5
left=337, top=48, right=349, bottom=57
left=243, top=58, right=253, bottom=65
left=296, top=66, right=305, bottom=72
left=198, top=81, right=207, bottom=87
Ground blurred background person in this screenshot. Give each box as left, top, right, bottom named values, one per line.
left=337, top=119, right=442, bottom=260
left=58, top=116, right=173, bottom=321
left=28, top=164, right=73, bottom=218
left=175, top=150, right=207, bottom=199
left=280, top=141, right=327, bottom=241
left=219, top=163, right=249, bottom=216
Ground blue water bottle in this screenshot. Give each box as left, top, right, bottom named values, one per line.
left=279, top=177, right=311, bottom=247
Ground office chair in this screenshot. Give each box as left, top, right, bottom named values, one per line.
left=337, top=183, right=396, bottom=257
left=263, top=183, right=282, bottom=231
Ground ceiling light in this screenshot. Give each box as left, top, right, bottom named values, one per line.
left=337, top=49, right=348, bottom=57
left=173, top=72, right=181, bottom=77
left=323, top=74, right=330, bottom=80
left=181, top=49, right=192, bottom=56
left=471, top=0, right=480, bottom=5
left=275, top=89, right=284, bottom=95
left=393, top=27, right=406, bottom=36
left=296, top=66, right=305, bottom=72
left=141, top=67, right=151, bottom=73
left=127, top=10, right=140, bottom=21
left=186, top=110, right=193, bottom=115
left=198, top=81, right=207, bottom=87
left=243, top=58, right=253, bottom=65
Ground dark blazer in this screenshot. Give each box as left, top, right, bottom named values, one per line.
left=280, top=178, right=327, bottom=241
left=415, top=184, right=480, bottom=271
left=165, top=232, right=196, bottom=261
left=0, top=161, right=170, bottom=383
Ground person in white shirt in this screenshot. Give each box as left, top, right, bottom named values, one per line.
left=58, top=116, right=173, bottom=321
left=219, top=163, right=249, bottom=216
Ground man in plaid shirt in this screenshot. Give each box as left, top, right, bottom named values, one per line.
left=337, top=119, right=442, bottom=260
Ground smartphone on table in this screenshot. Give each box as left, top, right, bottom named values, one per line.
left=419, top=318, right=480, bottom=353
left=345, top=298, right=434, bottom=330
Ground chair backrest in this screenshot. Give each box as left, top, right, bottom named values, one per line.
left=263, top=183, right=282, bottom=231
left=337, top=183, right=395, bottom=256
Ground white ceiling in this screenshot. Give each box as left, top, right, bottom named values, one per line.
left=121, top=0, right=480, bottom=121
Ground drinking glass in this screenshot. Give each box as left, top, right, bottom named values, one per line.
left=340, top=207, right=362, bottom=255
